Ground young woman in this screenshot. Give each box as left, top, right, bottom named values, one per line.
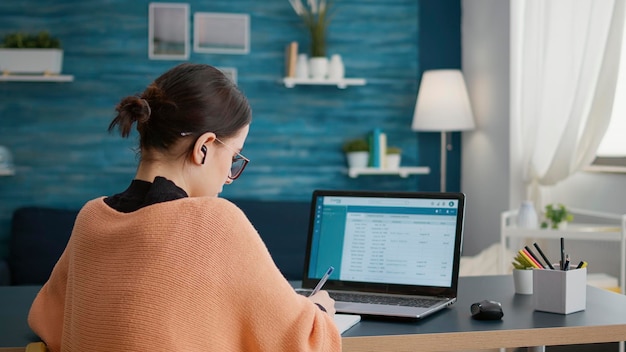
left=28, top=63, right=340, bottom=352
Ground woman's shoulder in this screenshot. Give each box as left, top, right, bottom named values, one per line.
left=168, top=197, right=251, bottom=227
left=168, top=198, right=260, bottom=249
left=80, top=196, right=246, bottom=223
left=179, top=196, right=243, bottom=215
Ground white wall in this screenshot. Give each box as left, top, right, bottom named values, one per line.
left=461, top=0, right=626, bottom=280
left=551, top=172, right=626, bottom=279
left=552, top=172, right=626, bottom=215
left=460, top=0, right=511, bottom=256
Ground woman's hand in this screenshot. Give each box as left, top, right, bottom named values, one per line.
left=307, top=290, right=336, bottom=317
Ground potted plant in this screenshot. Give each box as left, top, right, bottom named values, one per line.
left=541, top=203, right=574, bottom=229
left=342, top=138, right=369, bottom=168
left=385, top=146, right=402, bottom=169
left=511, top=252, right=534, bottom=295
left=288, top=0, right=334, bottom=79
left=0, top=31, right=64, bottom=75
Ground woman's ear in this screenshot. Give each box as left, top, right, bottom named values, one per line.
left=192, top=132, right=216, bottom=165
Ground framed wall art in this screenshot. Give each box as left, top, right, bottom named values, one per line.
left=193, top=12, right=250, bottom=54
left=217, top=67, right=238, bottom=85
left=148, top=3, right=190, bottom=60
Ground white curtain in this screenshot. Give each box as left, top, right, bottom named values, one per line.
left=511, top=0, right=626, bottom=205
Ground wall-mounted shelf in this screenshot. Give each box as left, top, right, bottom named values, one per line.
left=0, top=74, right=74, bottom=82
left=283, top=77, right=366, bottom=89
left=347, top=166, right=430, bottom=178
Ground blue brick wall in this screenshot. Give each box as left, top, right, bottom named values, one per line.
left=0, top=0, right=461, bottom=257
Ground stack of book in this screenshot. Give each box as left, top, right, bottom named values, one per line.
left=368, top=128, right=387, bottom=168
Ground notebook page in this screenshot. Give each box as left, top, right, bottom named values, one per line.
left=334, top=314, right=361, bottom=334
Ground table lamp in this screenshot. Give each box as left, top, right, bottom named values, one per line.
left=411, top=69, right=475, bottom=192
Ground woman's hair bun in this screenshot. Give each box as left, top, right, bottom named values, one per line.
left=109, top=96, right=153, bottom=137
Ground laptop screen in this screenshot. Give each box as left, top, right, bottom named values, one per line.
left=302, top=190, right=465, bottom=296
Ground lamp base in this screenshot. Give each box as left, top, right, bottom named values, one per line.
left=440, top=131, right=447, bottom=192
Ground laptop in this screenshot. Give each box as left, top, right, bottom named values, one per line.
left=297, top=189, right=465, bottom=319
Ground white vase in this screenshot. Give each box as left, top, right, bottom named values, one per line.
left=346, top=151, right=369, bottom=168
left=517, top=201, right=538, bottom=229
left=512, top=269, right=533, bottom=295
left=327, top=54, right=345, bottom=80
left=308, top=57, right=328, bottom=79
left=295, top=54, right=309, bottom=79
left=385, top=154, right=401, bottom=169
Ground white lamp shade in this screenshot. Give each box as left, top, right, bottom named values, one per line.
left=411, top=69, right=475, bottom=132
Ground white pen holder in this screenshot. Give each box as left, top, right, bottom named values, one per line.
left=533, top=267, right=587, bottom=314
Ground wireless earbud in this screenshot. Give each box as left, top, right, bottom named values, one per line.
left=201, top=145, right=207, bottom=164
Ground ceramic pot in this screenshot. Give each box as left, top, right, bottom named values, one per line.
left=295, top=54, right=309, bottom=79
left=517, top=201, right=538, bottom=229
left=308, top=57, right=328, bottom=79
left=0, top=48, right=63, bottom=74
left=385, top=154, right=401, bottom=169
left=346, top=151, right=369, bottom=168
left=513, top=269, right=533, bottom=295
left=327, top=54, right=345, bottom=80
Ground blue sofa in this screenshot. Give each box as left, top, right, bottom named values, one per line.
left=0, top=199, right=311, bottom=285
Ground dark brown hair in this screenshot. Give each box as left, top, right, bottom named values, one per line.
left=109, top=63, right=251, bottom=152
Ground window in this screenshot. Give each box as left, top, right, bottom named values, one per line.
left=589, top=25, right=626, bottom=172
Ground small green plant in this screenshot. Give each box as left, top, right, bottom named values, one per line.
left=386, top=146, right=401, bottom=155
left=1, top=31, right=61, bottom=49
left=288, top=0, right=333, bottom=57
left=342, top=139, right=369, bottom=153
left=541, top=203, right=574, bottom=229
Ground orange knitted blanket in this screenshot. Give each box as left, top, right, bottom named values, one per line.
left=28, top=197, right=341, bottom=352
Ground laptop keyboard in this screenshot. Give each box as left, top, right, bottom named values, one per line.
left=329, top=292, right=443, bottom=308
left=298, top=289, right=442, bottom=308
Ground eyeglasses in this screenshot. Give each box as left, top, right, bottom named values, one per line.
left=215, top=138, right=249, bottom=180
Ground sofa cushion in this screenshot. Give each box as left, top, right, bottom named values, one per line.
left=8, top=207, right=77, bottom=285
left=230, top=199, right=311, bottom=280
left=6, top=200, right=311, bottom=285
left=0, top=260, right=10, bottom=285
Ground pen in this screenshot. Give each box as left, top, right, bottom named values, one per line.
left=533, top=242, right=555, bottom=270
left=310, top=266, right=334, bottom=297
left=576, top=261, right=588, bottom=269
left=524, top=245, right=545, bottom=269
left=560, top=237, right=565, bottom=270
left=563, top=254, right=570, bottom=271
left=519, top=249, right=542, bottom=269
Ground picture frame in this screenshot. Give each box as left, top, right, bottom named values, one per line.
left=193, top=12, right=250, bottom=54
left=217, top=67, right=238, bottom=85
left=148, top=3, right=190, bottom=60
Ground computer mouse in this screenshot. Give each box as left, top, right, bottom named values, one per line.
left=470, top=300, right=503, bottom=320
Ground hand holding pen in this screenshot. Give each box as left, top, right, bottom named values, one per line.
left=308, top=266, right=336, bottom=315
left=310, top=266, right=334, bottom=296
